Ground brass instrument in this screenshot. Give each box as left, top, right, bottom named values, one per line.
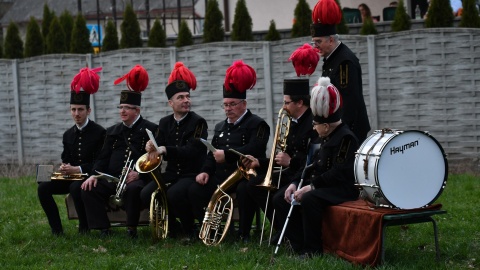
left=109, top=151, right=134, bottom=206
left=199, top=162, right=257, bottom=246
left=257, top=108, right=291, bottom=245
left=135, top=152, right=168, bottom=240
left=50, top=172, right=88, bottom=181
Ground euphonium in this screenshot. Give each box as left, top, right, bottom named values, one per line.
left=109, top=151, right=134, bottom=206
left=199, top=162, right=257, bottom=246
left=257, top=108, right=291, bottom=245
left=135, top=152, right=168, bottom=240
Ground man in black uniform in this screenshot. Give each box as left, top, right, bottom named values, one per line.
left=194, top=60, right=270, bottom=242
left=38, top=67, right=105, bottom=236
left=273, top=77, right=359, bottom=257
left=245, top=78, right=317, bottom=242
left=310, top=0, right=370, bottom=143
left=81, top=65, right=157, bottom=238
left=141, top=62, right=208, bottom=238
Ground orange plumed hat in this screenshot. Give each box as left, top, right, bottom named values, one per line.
left=114, top=65, right=149, bottom=106
left=69, top=66, right=102, bottom=106
left=288, top=43, right=319, bottom=77
left=311, top=0, right=342, bottom=37
left=223, top=60, right=257, bottom=99
left=165, top=62, right=197, bottom=99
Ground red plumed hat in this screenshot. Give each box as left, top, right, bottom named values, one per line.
left=311, top=0, right=342, bottom=37
left=114, top=65, right=149, bottom=106
left=223, top=60, right=256, bottom=99
left=165, top=62, right=197, bottom=99
left=69, top=66, right=102, bottom=106
left=288, top=43, right=319, bottom=77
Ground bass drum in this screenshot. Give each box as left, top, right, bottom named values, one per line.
left=354, top=129, right=448, bottom=209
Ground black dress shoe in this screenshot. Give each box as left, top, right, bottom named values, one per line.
left=52, top=229, right=64, bottom=236
left=127, top=228, right=138, bottom=239
left=100, top=229, right=112, bottom=237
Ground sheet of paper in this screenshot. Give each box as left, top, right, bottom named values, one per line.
left=146, top=128, right=159, bottom=152
left=201, top=138, right=217, bottom=153
left=94, top=170, right=120, bottom=183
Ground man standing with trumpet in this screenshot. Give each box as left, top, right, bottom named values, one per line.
left=141, top=62, right=208, bottom=240
left=81, top=65, right=157, bottom=238
left=38, top=67, right=105, bottom=236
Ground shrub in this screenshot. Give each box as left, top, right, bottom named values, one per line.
left=70, top=14, right=93, bottom=54
left=360, top=17, right=378, bottom=35
left=4, top=21, right=23, bottom=59
left=459, top=0, right=480, bottom=28
left=265, top=20, right=281, bottom=41
left=335, top=0, right=349, bottom=35
left=231, top=0, right=253, bottom=41
left=120, top=4, right=143, bottom=48
left=0, top=39, right=3, bottom=58
left=291, top=0, right=312, bottom=38
left=59, top=10, right=74, bottom=52
left=24, top=17, right=44, bottom=58
left=46, top=16, right=67, bottom=54
left=102, top=19, right=119, bottom=52
left=175, top=20, right=193, bottom=47
left=425, top=0, right=454, bottom=28
left=41, top=4, right=54, bottom=43
left=203, top=0, right=224, bottom=43
left=391, top=0, right=411, bottom=32
left=148, top=19, right=166, bottom=47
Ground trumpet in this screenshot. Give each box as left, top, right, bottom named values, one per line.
left=109, top=151, right=134, bottom=206
left=50, top=172, right=88, bottom=181
left=257, top=108, right=291, bottom=245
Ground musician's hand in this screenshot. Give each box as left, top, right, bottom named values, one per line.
left=241, top=155, right=259, bottom=169
left=147, top=151, right=159, bottom=163
left=284, top=184, right=297, bottom=203
left=126, top=171, right=140, bottom=184
left=196, top=173, right=209, bottom=185
left=294, top=185, right=312, bottom=202
left=81, top=176, right=97, bottom=191
left=275, top=152, right=291, bottom=167
left=145, top=140, right=155, bottom=152
left=158, top=146, right=167, bottom=155
left=59, top=163, right=80, bottom=175
left=213, top=150, right=226, bottom=163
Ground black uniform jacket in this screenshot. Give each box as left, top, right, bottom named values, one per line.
left=93, top=116, right=158, bottom=178
left=201, top=109, right=270, bottom=182
left=293, top=123, right=359, bottom=204
left=61, top=119, right=106, bottom=175
left=322, top=43, right=371, bottom=142
left=155, top=111, right=208, bottom=180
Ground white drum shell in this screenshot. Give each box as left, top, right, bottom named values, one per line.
left=354, top=130, right=447, bottom=209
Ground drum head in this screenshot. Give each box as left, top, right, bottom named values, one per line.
left=377, top=131, right=447, bottom=209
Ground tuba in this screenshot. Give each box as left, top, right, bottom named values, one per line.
left=109, top=151, right=134, bottom=206
left=256, top=108, right=291, bottom=245
left=199, top=162, right=257, bottom=246
left=135, top=152, right=168, bottom=240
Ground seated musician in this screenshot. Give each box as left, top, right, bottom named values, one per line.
left=38, top=67, right=105, bottom=236
left=81, top=65, right=158, bottom=238
left=141, top=62, right=208, bottom=240
left=195, top=60, right=270, bottom=243
left=272, top=77, right=359, bottom=258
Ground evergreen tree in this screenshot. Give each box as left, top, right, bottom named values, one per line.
left=70, top=14, right=93, bottom=54
left=102, top=19, right=119, bottom=52
left=359, top=17, right=378, bottom=35
left=425, top=0, right=454, bottom=28
left=175, top=20, right=194, bottom=47
left=25, top=17, right=44, bottom=58
left=148, top=19, right=166, bottom=47
left=459, top=0, right=480, bottom=28
left=46, top=16, right=66, bottom=54
left=264, top=20, right=281, bottom=41
left=120, top=4, right=143, bottom=48
left=291, top=0, right=312, bottom=38
left=203, top=0, right=225, bottom=43
left=0, top=39, right=3, bottom=58
left=59, top=10, right=74, bottom=52
left=4, top=21, right=24, bottom=59
left=41, top=4, right=54, bottom=41
left=391, top=0, right=411, bottom=32
left=336, top=0, right=349, bottom=34
left=231, top=0, right=253, bottom=41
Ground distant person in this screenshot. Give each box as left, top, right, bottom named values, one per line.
left=389, top=1, right=398, bottom=6
left=358, top=3, right=378, bottom=22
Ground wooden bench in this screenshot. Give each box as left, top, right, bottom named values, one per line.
left=322, top=199, right=446, bottom=267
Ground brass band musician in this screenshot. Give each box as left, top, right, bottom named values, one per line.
left=38, top=67, right=105, bottom=235
left=81, top=65, right=157, bottom=238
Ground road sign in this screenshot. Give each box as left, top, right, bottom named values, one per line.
left=87, top=24, right=102, bottom=47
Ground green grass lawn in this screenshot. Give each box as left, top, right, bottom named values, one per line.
left=0, top=173, right=478, bottom=269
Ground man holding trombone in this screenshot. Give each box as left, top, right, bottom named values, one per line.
left=81, top=65, right=157, bottom=238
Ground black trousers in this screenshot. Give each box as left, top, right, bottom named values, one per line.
left=37, top=180, right=87, bottom=233
left=272, top=185, right=329, bottom=254
left=81, top=179, right=145, bottom=229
